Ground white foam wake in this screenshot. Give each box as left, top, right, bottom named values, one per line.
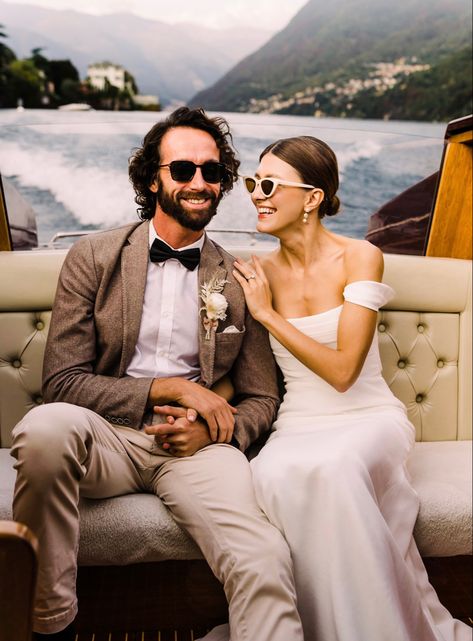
left=0, top=141, right=136, bottom=227
left=336, top=139, right=383, bottom=174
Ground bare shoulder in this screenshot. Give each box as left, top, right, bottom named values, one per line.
left=343, top=238, right=384, bottom=281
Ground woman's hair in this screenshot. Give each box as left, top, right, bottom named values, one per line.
left=260, top=136, right=341, bottom=218
left=129, top=107, right=240, bottom=220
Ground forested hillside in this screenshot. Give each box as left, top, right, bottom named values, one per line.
left=189, top=0, right=472, bottom=121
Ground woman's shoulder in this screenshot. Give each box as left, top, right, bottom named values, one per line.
left=342, top=238, right=384, bottom=280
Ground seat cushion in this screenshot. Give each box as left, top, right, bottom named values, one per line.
left=0, top=448, right=202, bottom=565
left=2, top=441, right=471, bottom=563
left=407, top=440, right=472, bottom=556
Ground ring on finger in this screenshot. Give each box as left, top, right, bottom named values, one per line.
left=246, top=273, right=256, bottom=280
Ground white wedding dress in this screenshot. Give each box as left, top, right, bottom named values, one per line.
left=249, top=281, right=471, bottom=641
left=197, top=282, right=471, bottom=641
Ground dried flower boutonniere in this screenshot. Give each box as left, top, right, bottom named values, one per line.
left=200, top=275, right=229, bottom=340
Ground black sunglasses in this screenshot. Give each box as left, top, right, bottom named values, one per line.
left=159, top=160, right=227, bottom=184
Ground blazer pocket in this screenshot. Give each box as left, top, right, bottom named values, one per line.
left=221, top=324, right=246, bottom=335
left=215, top=327, right=245, bottom=344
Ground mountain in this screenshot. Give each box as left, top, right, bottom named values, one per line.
left=188, top=0, right=472, bottom=121
left=0, top=1, right=272, bottom=104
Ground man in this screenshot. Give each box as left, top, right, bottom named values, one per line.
left=11, top=107, right=303, bottom=641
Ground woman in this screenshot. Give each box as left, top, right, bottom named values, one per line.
left=231, top=136, right=470, bottom=641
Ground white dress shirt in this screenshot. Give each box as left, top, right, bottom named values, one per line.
left=126, top=222, right=205, bottom=382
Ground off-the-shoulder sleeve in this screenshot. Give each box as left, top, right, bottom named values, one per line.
left=343, top=280, right=394, bottom=311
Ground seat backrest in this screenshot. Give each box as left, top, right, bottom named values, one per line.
left=380, top=253, right=471, bottom=441
left=0, top=249, right=471, bottom=446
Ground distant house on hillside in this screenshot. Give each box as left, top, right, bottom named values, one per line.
left=87, top=62, right=135, bottom=94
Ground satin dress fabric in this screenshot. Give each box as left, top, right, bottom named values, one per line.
left=250, top=281, right=471, bottom=641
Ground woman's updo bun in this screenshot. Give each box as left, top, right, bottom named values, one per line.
left=260, top=136, right=341, bottom=219
left=320, top=194, right=341, bottom=218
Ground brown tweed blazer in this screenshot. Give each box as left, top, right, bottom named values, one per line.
left=42, top=221, right=279, bottom=451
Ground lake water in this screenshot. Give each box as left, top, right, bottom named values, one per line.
left=0, top=109, right=445, bottom=246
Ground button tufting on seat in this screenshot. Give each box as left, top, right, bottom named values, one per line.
left=12, top=360, right=21, bottom=368
left=378, top=323, right=386, bottom=332
left=437, top=360, right=445, bottom=368
left=397, top=360, right=406, bottom=369
left=35, top=396, right=43, bottom=404
left=417, top=324, right=425, bottom=333
left=36, top=321, right=45, bottom=330
left=416, top=394, right=424, bottom=403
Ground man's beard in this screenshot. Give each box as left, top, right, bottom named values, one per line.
left=157, top=181, right=221, bottom=231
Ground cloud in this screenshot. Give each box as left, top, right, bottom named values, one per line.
left=2, top=0, right=307, bottom=30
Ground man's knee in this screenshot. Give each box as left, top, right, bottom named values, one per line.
left=12, top=403, right=81, bottom=447
left=11, top=403, right=88, bottom=479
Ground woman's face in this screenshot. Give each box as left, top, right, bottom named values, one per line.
left=249, top=152, right=313, bottom=236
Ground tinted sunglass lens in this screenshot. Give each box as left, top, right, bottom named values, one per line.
left=169, top=161, right=195, bottom=182
left=261, top=179, right=275, bottom=197
left=201, top=162, right=224, bottom=183
left=244, top=177, right=257, bottom=193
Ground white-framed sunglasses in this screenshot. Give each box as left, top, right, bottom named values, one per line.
left=242, top=175, right=316, bottom=199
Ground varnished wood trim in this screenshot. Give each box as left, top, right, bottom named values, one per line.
left=0, top=519, right=39, bottom=552
left=426, top=136, right=473, bottom=259
left=0, top=177, right=12, bottom=252
left=0, top=520, right=38, bottom=641
left=448, top=130, right=473, bottom=145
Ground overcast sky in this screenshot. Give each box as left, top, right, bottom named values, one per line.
left=3, top=0, right=308, bottom=30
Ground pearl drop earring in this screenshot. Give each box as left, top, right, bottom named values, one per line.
left=303, top=209, right=310, bottom=224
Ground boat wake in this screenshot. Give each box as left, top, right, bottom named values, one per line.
left=0, top=141, right=135, bottom=228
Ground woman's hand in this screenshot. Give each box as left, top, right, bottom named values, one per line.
left=233, top=256, right=274, bottom=324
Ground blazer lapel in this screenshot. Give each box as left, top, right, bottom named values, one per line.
left=119, top=222, right=149, bottom=375
left=198, top=236, right=226, bottom=387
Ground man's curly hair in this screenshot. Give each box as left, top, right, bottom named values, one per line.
left=129, top=107, right=240, bottom=220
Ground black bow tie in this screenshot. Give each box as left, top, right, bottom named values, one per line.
left=149, top=238, right=201, bottom=271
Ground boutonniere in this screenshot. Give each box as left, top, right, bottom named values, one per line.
left=200, top=275, right=229, bottom=340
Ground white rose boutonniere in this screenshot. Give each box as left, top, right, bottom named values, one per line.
left=200, top=275, right=229, bottom=339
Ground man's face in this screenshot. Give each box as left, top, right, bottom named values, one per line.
left=151, top=127, right=223, bottom=231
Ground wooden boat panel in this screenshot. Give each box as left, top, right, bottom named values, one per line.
left=426, top=129, right=473, bottom=259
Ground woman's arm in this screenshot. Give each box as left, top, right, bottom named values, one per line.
left=234, top=243, right=383, bottom=393
left=211, top=375, right=235, bottom=401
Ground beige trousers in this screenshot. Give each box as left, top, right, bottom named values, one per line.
left=11, top=402, right=303, bottom=640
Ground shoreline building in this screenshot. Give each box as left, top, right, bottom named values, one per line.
left=87, top=62, right=159, bottom=110
left=87, top=62, right=134, bottom=93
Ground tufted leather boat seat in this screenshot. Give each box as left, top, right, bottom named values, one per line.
left=0, top=249, right=471, bottom=625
